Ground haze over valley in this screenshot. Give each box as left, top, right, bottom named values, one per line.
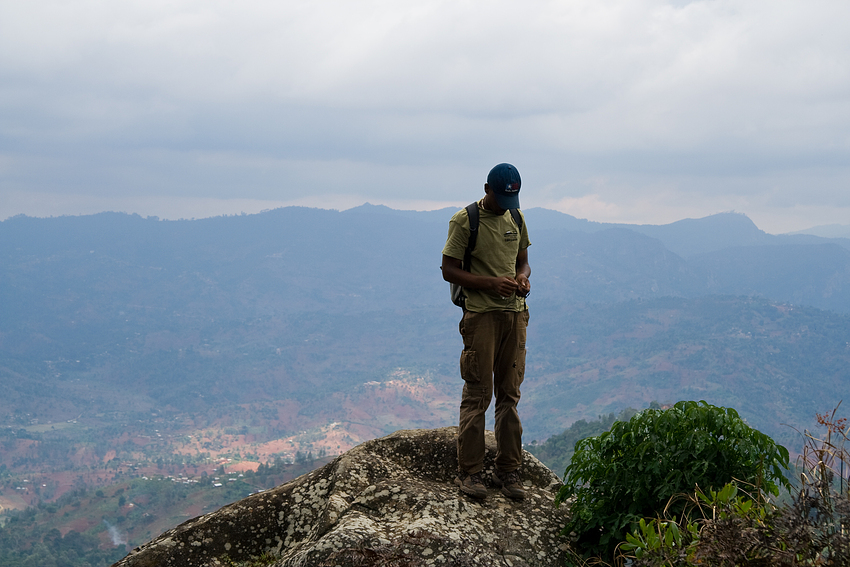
left=1, top=205, right=849, bottom=559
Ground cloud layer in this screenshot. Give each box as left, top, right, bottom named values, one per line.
left=2, top=0, right=849, bottom=232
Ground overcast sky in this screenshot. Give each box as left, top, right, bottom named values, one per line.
left=1, top=0, right=848, bottom=233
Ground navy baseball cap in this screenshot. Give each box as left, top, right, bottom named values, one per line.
left=487, top=163, right=521, bottom=210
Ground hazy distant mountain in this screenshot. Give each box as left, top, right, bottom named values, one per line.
left=618, top=212, right=772, bottom=257
left=525, top=209, right=850, bottom=258
left=786, top=224, right=850, bottom=240
left=693, top=243, right=850, bottom=312
left=528, top=210, right=850, bottom=311
left=5, top=207, right=850, bottom=323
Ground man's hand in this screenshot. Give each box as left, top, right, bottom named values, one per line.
left=515, top=273, right=531, bottom=297
left=515, top=248, right=531, bottom=297
left=490, top=276, right=520, bottom=298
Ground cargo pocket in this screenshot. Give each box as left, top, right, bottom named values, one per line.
left=516, top=310, right=529, bottom=383
left=460, top=349, right=480, bottom=383
left=516, top=348, right=526, bottom=384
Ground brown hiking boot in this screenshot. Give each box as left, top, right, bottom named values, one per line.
left=493, top=468, right=526, bottom=500
left=454, top=471, right=488, bottom=499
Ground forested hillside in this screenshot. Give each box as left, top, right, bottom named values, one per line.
left=0, top=455, right=331, bottom=567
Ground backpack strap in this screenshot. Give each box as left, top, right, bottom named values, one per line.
left=462, top=202, right=479, bottom=272
left=509, top=208, right=523, bottom=233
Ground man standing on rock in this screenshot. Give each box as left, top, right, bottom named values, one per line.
left=441, top=163, right=531, bottom=500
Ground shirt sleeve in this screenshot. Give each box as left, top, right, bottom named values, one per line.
left=442, top=209, right=470, bottom=260
left=518, top=210, right=531, bottom=250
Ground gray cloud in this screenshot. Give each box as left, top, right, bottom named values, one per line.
left=1, top=0, right=849, bottom=232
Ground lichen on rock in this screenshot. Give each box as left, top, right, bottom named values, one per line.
left=112, top=427, right=571, bottom=567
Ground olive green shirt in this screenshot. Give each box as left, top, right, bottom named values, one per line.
left=442, top=200, right=531, bottom=313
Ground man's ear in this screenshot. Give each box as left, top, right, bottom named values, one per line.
left=484, top=183, right=492, bottom=195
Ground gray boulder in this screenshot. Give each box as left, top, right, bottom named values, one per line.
left=113, top=427, right=572, bottom=567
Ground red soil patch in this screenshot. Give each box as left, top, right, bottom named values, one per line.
left=182, top=504, right=205, bottom=518
left=62, top=515, right=97, bottom=536
left=225, top=462, right=259, bottom=473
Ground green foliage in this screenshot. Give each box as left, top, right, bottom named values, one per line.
left=555, top=400, right=790, bottom=561
left=0, top=524, right=126, bottom=567
left=621, top=517, right=698, bottom=565
left=619, top=482, right=769, bottom=566
left=526, top=407, right=641, bottom=474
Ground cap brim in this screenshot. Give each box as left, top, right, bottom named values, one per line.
left=495, top=192, right=520, bottom=210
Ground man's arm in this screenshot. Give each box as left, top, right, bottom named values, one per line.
left=441, top=254, right=520, bottom=297
left=515, top=247, right=531, bottom=296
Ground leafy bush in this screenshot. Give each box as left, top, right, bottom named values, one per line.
left=555, top=400, right=790, bottom=561
left=619, top=405, right=850, bottom=566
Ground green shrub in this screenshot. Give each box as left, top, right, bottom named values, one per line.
left=620, top=405, right=850, bottom=566
left=555, top=400, right=790, bottom=561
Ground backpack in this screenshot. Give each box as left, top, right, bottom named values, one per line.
left=450, top=202, right=523, bottom=309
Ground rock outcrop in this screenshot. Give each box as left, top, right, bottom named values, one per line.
left=113, top=427, right=571, bottom=567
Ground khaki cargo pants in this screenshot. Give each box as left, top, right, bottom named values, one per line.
left=457, top=309, right=529, bottom=475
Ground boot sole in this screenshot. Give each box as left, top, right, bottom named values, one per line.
left=500, top=486, right=526, bottom=500
left=493, top=472, right=526, bottom=500
left=454, top=477, right=487, bottom=499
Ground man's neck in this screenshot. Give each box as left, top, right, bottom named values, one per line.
left=481, top=195, right=506, bottom=215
